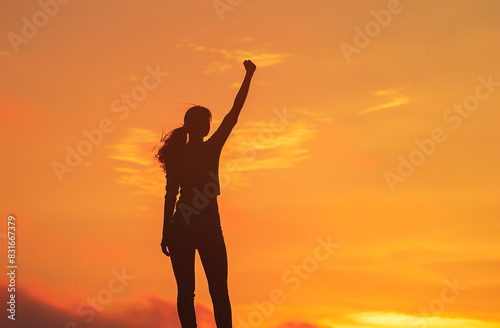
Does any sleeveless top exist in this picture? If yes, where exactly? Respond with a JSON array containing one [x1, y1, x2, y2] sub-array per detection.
[[165, 113, 237, 224]]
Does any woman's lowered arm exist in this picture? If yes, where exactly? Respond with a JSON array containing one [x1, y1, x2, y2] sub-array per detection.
[[161, 179, 178, 257]]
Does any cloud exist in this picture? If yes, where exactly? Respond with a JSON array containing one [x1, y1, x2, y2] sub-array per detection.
[[182, 42, 291, 74], [103, 294, 215, 328], [204, 61, 234, 74], [358, 89, 410, 115], [108, 127, 159, 167], [229, 50, 291, 67], [221, 118, 316, 174], [106, 128, 164, 196], [222, 106, 330, 164], [293, 108, 333, 123], [0, 283, 214, 328]]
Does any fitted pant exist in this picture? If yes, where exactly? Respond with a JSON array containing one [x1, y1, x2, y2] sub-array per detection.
[[168, 209, 232, 328]]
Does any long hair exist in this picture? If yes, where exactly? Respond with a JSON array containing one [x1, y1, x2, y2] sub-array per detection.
[[154, 127, 188, 174], [155, 106, 211, 174]]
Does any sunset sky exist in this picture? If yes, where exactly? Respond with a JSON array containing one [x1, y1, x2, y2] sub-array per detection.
[[1, 1, 499, 327]]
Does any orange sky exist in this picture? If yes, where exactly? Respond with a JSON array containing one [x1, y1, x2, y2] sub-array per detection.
[[1, 1, 499, 328]]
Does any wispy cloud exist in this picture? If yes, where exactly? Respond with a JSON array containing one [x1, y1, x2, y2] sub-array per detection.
[[182, 42, 291, 74], [107, 128, 164, 195], [358, 89, 410, 115], [221, 119, 316, 172], [211, 107, 329, 187], [108, 128, 158, 166], [294, 108, 333, 122], [107, 108, 327, 193]]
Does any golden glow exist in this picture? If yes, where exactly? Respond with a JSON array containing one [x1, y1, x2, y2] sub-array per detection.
[[1, 1, 499, 327], [359, 89, 411, 114], [347, 312, 500, 328]]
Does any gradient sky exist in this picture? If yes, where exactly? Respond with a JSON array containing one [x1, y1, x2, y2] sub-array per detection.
[[1, 1, 500, 328]]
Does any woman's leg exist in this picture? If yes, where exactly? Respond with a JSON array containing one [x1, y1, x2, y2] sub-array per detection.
[[169, 231, 197, 328], [197, 225, 232, 328]]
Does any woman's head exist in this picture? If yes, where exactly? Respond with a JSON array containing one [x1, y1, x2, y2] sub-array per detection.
[[154, 105, 212, 173], [184, 105, 212, 138]]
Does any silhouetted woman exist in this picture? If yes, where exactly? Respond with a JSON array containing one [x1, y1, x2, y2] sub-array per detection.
[[155, 60, 256, 328]]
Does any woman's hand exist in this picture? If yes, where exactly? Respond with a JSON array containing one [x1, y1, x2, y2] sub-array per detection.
[[161, 232, 171, 257], [161, 240, 170, 257], [244, 60, 256, 74]]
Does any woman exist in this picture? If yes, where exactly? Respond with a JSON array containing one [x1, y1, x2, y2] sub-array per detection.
[[155, 60, 256, 328]]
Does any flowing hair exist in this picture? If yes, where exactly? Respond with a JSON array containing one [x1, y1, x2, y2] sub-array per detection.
[[154, 105, 211, 174], [154, 126, 188, 174]]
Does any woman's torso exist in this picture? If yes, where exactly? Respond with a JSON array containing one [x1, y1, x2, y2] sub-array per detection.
[[171, 141, 223, 227]]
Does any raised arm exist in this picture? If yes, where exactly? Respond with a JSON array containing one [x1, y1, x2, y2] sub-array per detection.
[[227, 60, 257, 122], [210, 60, 256, 147]]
